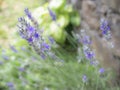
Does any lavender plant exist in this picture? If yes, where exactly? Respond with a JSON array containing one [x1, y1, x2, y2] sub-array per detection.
[[0, 0, 119, 90], [17, 8, 62, 61], [78, 29, 98, 66], [74, 28, 108, 90], [100, 18, 114, 48], [100, 18, 111, 40]]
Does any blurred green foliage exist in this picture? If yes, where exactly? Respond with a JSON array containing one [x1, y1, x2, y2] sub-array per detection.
[[0, 30, 7, 39], [33, 0, 80, 44], [0, 46, 116, 90]]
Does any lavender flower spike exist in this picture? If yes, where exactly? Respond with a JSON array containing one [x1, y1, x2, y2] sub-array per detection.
[[24, 8, 38, 28], [24, 8, 32, 19], [17, 8, 61, 60], [18, 10, 48, 59], [83, 48, 94, 60], [100, 18, 111, 40], [100, 18, 114, 48], [9, 45, 18, 53], [48, 7, 56, 21], [82, 75, 87, 83], [79, 29, 98, 66], [6, 82, 14, 87]]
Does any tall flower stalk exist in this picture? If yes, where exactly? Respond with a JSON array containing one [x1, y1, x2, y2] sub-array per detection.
[[100, 18, 114, 48], [79, 29, 98, 66], [17, 8, 61, 61]]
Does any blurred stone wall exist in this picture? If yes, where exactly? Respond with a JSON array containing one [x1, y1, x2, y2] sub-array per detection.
[[70, 0, 120, 84]]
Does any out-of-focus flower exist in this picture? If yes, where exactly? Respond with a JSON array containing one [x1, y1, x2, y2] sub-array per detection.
[[24, 8, 38, 28], [18, 67, 25, 72], [100, 18, 114, 48], [42, 42, 50, 50], [6, 82, 14, 87], [48, 7, 56, 21], [100, 18, 111, 40], [100, 18, 110, 33], [99, 68, 105, 74], [17, 8, 62, 61], [90, 60, 99, 66], [2, 55, 9, 60], [82, 75, 87, 83], [18, 16, 46, 58], [24, 8, 32, 19], [83, 45, 95, 60], [79, 29, 99, 66], [34, 32, 39, 39], [41, 53, 46, 60], [82, 36, 92, 45], [48, 36, 55, 44], [9, 45, 18, 53]]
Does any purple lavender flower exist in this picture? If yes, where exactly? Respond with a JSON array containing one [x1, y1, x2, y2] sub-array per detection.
[[34, 33, 39, 39], [42, 42, 50, 50], [17, 8, 63, 61], [21, 46, 26, 51], [90, 60, 99, 66], [48, 7, 56, 21], [27, 25, 35, 34], [82, 75, 87, 83], [100, 18, 114, 48], [24, 8, 32, 19], [79, 30, 98, 64], [9, 45, 18, 53], [99, 68, 105, 74], [83, 46, 94, 60], [79, 30, 92, 45], [6, 82, 14, 87], [84, 51, 94, 60], [82, 36, 92, 45], [41, 42, 50, 53], [17, 8, 51, 59], [27, 37, 33, 43], [100, 18, 112, 40], [18, 67, 25, 72], [18, 17, 23, 22], [41, 53, 46, 60], [48, 37, 54, 44], [24, 8, 38, 28], [100, 18, 110, 34], [2, 55, 9, 60]]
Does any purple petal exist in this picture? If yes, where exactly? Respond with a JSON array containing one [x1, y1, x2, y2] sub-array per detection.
[[9, 45, 18, 53], [34, 33, 39, 39], [24, 8, 32, 19], [42, 42, 50, 50], [6, 82, 14, 87], [18, 67, 25, 72], [82, 36, 92, 44], [27, 37, 33, 43], [99, 68, 105, 74], [48, 7, 56, 21], [82, 75, 87, 83], [48, 37, 54, 44]]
